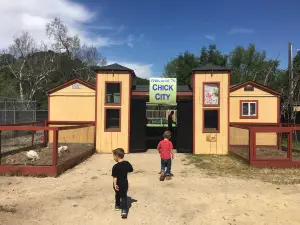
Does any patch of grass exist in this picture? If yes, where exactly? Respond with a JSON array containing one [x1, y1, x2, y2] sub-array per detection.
[[0, 205, 17, 213], [186, 154, 300, 185]]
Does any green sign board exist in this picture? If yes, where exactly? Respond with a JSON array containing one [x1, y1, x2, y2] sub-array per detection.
[[149, 78, 177, 104]]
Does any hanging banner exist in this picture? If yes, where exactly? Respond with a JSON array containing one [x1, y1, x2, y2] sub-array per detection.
[[149, 78, 177, 104]]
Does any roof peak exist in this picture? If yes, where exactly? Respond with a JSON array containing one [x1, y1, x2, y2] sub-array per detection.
[[94, 63, 136, 77], [193, 63, 231, 72], [230, 80, 281, 96]]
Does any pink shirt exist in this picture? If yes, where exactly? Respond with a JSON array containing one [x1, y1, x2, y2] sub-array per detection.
[[157, 139, 173, 159]]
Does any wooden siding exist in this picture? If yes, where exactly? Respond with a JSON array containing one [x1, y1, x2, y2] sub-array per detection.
[[96, 72, 130, 153], [48, 126, 95, 144], [194, 72, 229, 154], [230, 86, 278, 123], [230, 127, 277, 146], [49, 84, 95, 121]]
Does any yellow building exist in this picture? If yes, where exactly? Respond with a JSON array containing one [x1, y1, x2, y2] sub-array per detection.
[[229, 81, 280, 147], [94, 64, 133, 153], [48, 78, 96, 122], [47, 78, 96, 143], [192, 65, 230, 154], [47, 64, 281, 154]]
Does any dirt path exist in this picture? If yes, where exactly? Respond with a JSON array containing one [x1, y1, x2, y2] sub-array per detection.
[[1, 153, 300, 225]]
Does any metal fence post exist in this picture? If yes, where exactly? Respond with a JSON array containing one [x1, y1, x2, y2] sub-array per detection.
[[4, 101, 6, 124], [13, 100, 16, 124]]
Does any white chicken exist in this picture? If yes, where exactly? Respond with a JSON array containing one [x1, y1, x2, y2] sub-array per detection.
[[26, 150, 40, 161], [58, 145, 68, 157]]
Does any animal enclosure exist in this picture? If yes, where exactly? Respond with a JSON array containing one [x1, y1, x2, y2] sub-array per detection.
[[229, 124, 300, 167], [0, 121, 95, 176]]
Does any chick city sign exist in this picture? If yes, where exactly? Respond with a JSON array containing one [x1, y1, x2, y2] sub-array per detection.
[[149, 78, 177, 104]]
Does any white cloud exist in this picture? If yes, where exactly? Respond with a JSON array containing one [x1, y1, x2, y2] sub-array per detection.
[[108, 60, 153, 79], [227, 27, 254, 35], [0, 0, 133, 49], [205, 35, 216, 40]]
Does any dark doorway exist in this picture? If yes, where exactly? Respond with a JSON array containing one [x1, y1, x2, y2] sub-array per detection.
[[176, 101, 193, 153], [129, 99, 147, 152]]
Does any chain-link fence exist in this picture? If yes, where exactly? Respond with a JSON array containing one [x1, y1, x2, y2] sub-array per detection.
[[0, 101, 48, 124]]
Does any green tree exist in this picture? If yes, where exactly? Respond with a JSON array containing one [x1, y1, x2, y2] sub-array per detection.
[[199, 46, 208, 65], [199, 44, 227, 66], [163, 51, 199, 84], [228, 43, 279, 86]]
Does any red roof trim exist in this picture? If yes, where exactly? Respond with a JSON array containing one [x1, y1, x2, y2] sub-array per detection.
[[47, 78, 95, 94], [230, 80, 281, 96]]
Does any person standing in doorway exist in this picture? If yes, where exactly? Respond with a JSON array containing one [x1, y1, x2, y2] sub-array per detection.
[[168, 111, 176, 133]]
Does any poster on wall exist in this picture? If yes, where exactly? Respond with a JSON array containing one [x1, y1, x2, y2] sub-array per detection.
[[204, 83, 219, 105], [149, 78, 177, 104]]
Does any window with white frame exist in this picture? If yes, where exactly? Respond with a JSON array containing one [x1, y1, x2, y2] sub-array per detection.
[[242, 101, 257, 117]]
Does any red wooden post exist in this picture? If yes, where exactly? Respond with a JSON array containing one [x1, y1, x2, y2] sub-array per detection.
[[0, 130, 2, 165], [288, 130, 293, 160], [52, 130, 58, 167], [44, 120, 48, 147], [277, 123, 281, 150], [249, 128, 253, 164]]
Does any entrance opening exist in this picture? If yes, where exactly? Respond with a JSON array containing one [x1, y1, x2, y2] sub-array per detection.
[[130, 92, 193, 153], [146, 103, 177, 149]]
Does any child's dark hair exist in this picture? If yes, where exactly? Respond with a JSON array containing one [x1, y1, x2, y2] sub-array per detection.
[[112, 148, 125, 159], [163, 131, 171, 139]]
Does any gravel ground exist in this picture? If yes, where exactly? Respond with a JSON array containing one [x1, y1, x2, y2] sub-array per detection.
[[1, 153, 300, 225]]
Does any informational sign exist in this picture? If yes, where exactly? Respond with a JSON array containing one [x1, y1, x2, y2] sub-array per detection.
[[149, 78, 177, 104], [72, 83, 82, 89]]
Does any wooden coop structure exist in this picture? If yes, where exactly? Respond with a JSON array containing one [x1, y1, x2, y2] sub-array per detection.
[[47, 78, 96, 144], [44, 64, 283, 158], [229, 81, 281, 148]]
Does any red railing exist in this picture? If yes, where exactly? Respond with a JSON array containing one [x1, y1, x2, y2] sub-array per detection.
[[0, 121, 95, 176], [230, 123, 300, 168]]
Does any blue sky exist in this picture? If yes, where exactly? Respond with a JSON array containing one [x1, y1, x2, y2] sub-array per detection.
[[1, 0, 300, 78]]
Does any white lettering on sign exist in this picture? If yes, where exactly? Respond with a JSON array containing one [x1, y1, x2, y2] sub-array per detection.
[[72, 83, 82, 89]]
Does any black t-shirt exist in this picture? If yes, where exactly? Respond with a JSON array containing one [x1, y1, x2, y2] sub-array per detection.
[[112, 161, 133, 188]]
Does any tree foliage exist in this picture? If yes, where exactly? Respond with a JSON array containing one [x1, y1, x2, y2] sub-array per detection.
[[0, 18, 109, 108], [163, 51, 199, 85], [163, 43, 300, 123]]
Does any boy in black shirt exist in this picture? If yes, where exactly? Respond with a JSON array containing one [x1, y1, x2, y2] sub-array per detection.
[[112, 148, 133, 218]]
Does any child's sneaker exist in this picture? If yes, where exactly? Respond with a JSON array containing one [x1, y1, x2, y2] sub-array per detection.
[[115, 205, 120, 211], [121, 209, 127, 218], [159, 172, 165, 181]]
